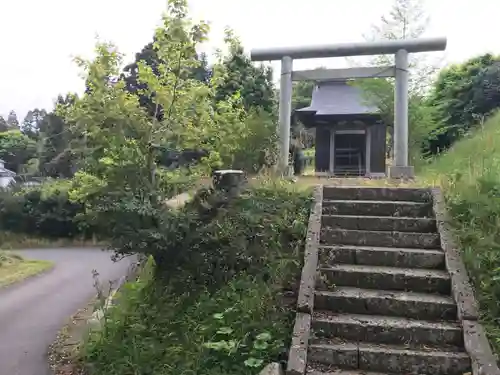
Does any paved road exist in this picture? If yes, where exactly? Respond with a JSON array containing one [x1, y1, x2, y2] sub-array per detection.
[[0, 248, 133, 375]]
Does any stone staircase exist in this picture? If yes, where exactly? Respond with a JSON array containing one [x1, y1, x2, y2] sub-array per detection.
[[287, 186, 500, 375]]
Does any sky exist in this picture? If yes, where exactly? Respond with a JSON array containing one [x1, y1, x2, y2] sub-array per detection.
[[0, 0, 499, 120]]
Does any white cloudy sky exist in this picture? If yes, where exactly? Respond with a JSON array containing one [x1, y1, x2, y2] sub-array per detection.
[[0, 0, 499, 120]]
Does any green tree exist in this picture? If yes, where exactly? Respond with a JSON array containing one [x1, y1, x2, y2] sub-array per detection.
[[0, 130, 37, 173], [37, 96, 76, 177], [62, 0, 253, 268], [292, 81, 315, 112], [215, 28, 276, 114], [122, 35, 211, 118], [291, 80, 316, 147], [426, 54, 500, 153], [22, 108, 47, 140], [6, 110, 19, 129], [0, 116, 8, 132], [231, 109, 277, 173]]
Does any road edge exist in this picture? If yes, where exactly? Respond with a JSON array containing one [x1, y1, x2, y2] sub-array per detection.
[[47, 190, 195, 375]]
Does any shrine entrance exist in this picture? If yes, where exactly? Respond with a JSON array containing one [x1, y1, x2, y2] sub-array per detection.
[[250, 37, 447, 178], [332, 131, 367, 176]]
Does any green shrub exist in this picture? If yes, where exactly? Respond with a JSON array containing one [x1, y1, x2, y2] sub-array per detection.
[[231, 110, 278, 173], [0, 184, 87, 239], [0, 173, 195, 243], [99, 181, 311, 289], [81, 184, 312, 375]]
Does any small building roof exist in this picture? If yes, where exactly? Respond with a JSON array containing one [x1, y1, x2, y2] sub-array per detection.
[[296, 80, 379, 116], [0, 159, 16, 178]]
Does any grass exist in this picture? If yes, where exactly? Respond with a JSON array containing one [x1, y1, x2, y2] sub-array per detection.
[[78, 183, 311, 375], [0, 250, 54, 287], [420, 111, 500, 355]]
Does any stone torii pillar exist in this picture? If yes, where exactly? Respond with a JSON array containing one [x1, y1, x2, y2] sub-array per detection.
[[251, 37, 447, 179]]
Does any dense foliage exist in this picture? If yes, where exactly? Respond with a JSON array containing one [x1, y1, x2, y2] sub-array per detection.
[[82, 183, 311, 375], [0, 183, 87, 239], [0, 0, 279, 248], [43, 0, 278, 268], [425, 54, 500, 153], [215, 29, 276, 114]]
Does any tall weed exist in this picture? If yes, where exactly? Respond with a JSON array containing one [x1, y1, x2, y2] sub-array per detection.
[[422, 112, 500, 353]]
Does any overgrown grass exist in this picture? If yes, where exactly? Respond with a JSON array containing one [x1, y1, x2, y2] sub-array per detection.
[[421, 111, 500, 354], [80, 183, 312, 375], [0, 250, 53, 287]]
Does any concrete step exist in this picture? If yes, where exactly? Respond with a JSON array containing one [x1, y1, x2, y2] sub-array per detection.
[[317, 264, 451, 294], [318, 245, 445, 269], [322, 200, 433, 218], [308, 340, 470, 375], [320, 229, 441, 249], [314, 287, 457, 321], [321, 214, 437, 233], [311, 312, 463, 348], [322, 186, 432, 203]]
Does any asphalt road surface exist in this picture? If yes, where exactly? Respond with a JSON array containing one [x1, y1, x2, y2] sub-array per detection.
[[0, 247, 133, 375]]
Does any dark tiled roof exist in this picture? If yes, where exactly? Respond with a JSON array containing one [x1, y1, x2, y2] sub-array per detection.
[[296, 80, 379, 116]]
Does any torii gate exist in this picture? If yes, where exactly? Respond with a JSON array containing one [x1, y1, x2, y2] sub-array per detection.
[[250, 37, 447, 178]]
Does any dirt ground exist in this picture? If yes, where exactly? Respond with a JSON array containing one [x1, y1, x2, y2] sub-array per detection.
[[47, 299, 95, 375]]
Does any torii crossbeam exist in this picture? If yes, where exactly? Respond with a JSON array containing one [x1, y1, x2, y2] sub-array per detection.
[[250, 37, 447, 178]]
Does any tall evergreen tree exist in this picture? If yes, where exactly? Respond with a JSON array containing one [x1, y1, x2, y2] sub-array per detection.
[[38, 96, 75, 177], [0, 116, 8, 132], [6, 110, 19, 129], [22, 108, 47, 140], [215, 28, 276, 114]]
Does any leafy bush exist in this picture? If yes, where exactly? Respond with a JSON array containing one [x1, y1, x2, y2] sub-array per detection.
[[81, 184, 312, 375], [98, 181, 310, 287], [0, 169, 195, 243], [231, 110, 278, 173], [422, 112, 500, 354]]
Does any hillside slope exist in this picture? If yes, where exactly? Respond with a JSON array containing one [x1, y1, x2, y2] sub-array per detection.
[[422, 111, 500, 355]]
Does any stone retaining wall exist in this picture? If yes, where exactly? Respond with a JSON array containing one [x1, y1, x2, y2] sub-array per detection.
[[287, 185, 322, 375]]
